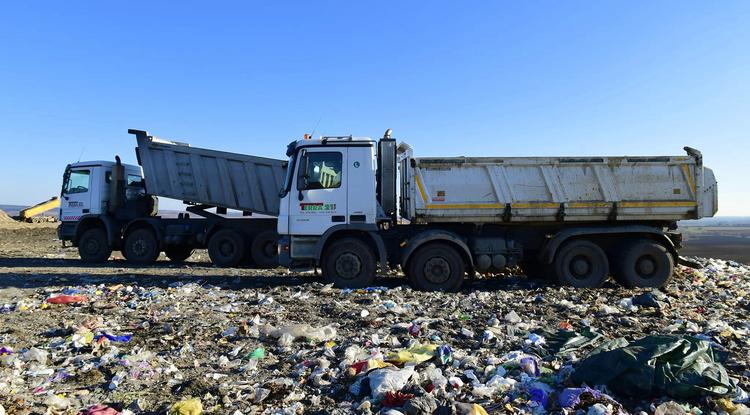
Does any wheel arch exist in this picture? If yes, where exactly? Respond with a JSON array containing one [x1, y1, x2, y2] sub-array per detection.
[[539, 225, 677, 264], [122, 218, 163, 247], [74, 215, 120, 248], [314, 225, 387, 273], [400, 230, 475, 276]]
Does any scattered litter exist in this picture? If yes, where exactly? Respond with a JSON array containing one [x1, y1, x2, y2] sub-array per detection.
[[0, 249, 748, 414]]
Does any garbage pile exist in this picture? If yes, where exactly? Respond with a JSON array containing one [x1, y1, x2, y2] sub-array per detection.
[[0, 257, 749, 414]]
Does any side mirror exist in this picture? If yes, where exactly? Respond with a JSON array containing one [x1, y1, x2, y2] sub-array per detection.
[[297, 174, 309, 191], [301, 152, 309, 179]]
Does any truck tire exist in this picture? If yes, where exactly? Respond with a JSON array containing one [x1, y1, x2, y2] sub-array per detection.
[[78, 228, 112, 263], [251, 230, 279, 268], [165, 246, 193, 263], [123, 228, 160, 264], [208, 229, 246, 267], [613, 239, 674, 288], [407, 243, 465, 292], [554, 240, 609, 288], [322, 238, 376, 288]]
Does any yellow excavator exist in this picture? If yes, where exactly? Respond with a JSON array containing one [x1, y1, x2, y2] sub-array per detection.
[[18, 197, 60, 222]]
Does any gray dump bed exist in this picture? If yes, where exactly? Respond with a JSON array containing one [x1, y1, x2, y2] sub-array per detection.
[[399, 144, 718, 224], [130, 129, 286, 216]]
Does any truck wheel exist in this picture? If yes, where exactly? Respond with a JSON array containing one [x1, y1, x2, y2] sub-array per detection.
[[208, 229, 246, 267], [251, 230, 279, 268], [520, 260, 554, 279], [554, 240, 609, 288], [78, 228, 112, 263], [123, 228, 160, 264], [322, 238, 376, 288], [407, 243, 465, 292], [165, 246, 193, 263], [613, 239, 674, 288]]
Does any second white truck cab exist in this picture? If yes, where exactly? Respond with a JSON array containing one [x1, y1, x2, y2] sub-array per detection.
[[60, 160, 144, 222]]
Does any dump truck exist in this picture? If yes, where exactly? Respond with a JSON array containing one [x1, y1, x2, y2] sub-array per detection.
[[57, 131, 286, 267], [59, 128, 718, 290]]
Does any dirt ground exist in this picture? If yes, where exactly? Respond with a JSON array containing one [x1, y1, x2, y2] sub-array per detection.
[[1, 223, 749, 415]]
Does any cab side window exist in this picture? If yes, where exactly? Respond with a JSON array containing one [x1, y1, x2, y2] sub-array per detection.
[[64, 170, 90, 194], [127, 175, 143, 187], [298, 152, 342, 190]]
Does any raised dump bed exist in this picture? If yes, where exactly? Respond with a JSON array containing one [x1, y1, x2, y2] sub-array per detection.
[[399, 145, 718, 224], [130, 129, 286, 216]]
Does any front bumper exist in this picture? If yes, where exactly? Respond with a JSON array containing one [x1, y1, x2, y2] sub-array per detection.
[[57, 221, 76, 242]]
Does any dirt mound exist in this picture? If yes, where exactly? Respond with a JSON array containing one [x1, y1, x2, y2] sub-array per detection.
[[0, 209, 15, 222]]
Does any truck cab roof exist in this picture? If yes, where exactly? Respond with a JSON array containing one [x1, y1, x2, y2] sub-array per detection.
[[69, 160, 140, 170], [286, 136, 375, 157]]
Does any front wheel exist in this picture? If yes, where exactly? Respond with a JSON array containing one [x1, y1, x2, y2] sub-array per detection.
[[554, 240, 609, 288], [322, 238, 376, 288], [407, 243, 465, 292], [123, 228, 160, 264], [613, 239, 674, 288], [78, 228, 112, 263]]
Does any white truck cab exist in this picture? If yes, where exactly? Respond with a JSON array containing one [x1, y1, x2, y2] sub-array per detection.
[[277, 135, 386, 269], [60, 161, 143, 222]]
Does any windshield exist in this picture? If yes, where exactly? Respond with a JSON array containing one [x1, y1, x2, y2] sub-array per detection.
[[279, 153, 296, 197], [63, 169, 91, 194]]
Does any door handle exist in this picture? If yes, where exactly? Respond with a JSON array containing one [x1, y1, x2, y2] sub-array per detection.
[[331, 215, 345, 223]]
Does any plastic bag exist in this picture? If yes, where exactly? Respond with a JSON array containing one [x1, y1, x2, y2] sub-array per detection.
[[169, 398, 202, 415], [571, 335, 736, 398], [368, 366, 415, 400]]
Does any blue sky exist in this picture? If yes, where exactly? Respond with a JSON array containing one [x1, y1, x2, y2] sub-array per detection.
[[1, 2, 748, 214]]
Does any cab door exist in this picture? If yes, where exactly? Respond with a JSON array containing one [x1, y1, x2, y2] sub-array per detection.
[[289, 148, 347, 235], [60, 167, 93, 222]]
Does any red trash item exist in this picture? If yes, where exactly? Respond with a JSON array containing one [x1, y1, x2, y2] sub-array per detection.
[[382, 390, 415, 407], [78, 404, 120, 415], [350, 360, 368, 375], [47, 295, 88, 304]]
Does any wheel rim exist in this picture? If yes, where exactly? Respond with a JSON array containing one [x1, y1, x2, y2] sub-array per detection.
[[635, 255, 657, 278], [219, 240, 235, 257], [132, 239, 150, 257], [84, 238, 100, 255], [263, 241, 276, 257], [335, 252, 361, 279], [569, 255, 592, 279], [423, 257, 451, 284]]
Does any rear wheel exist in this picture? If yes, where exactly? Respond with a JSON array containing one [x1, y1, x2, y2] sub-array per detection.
[[208, 229, 246, 267], [251, 230, 279, 268], [78, 228, 111, 263], [322, 238, 376, 288], [123, 228, 160, 264], [165, 246, 194, 263], [554, 240, 609, 288], [407, 243, 465, 292], [613, 239, 674, 288]]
